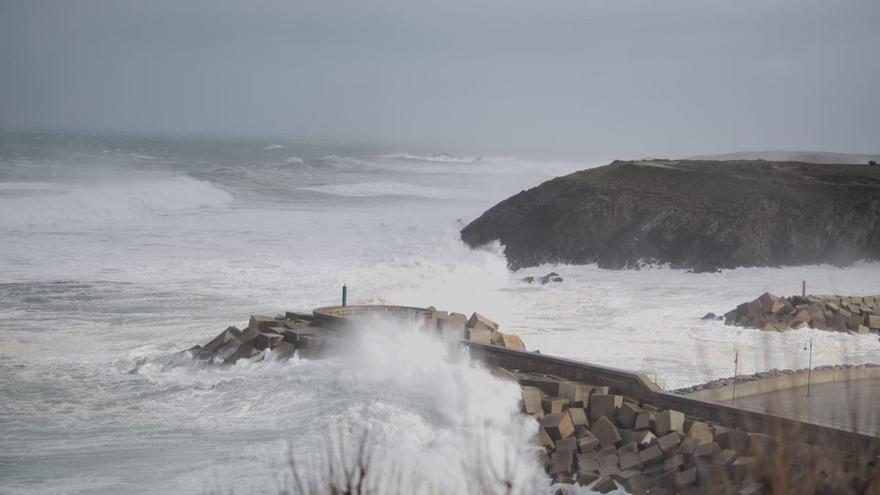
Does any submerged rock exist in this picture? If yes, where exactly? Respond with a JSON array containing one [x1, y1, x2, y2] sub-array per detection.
[[460, 160, 880, 272]]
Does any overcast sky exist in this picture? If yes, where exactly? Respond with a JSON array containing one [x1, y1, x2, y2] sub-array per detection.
[[1, 0, 877, 158]]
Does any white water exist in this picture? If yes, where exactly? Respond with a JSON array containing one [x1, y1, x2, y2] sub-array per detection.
[[1, 132, 878, 493]]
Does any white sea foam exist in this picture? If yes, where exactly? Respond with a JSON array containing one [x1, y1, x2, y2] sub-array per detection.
[[299, 181, 462, 199], [0, 175, 233, 229]]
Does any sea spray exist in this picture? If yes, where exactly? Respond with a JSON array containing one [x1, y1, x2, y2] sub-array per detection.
[[279, 315, 546, 494]]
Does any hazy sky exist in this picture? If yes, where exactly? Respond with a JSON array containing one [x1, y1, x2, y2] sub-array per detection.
[[1, 0, 878, 158]]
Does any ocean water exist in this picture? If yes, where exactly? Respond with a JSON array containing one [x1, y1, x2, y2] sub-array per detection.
[[1, 130, 879, 493]]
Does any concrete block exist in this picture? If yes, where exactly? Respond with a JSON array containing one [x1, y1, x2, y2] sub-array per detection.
[[619, 451, 642, 471], [624, 474, 657, 494], [268, 341, 297, 360], [520, 386, 544, 414], [677, 436, 699, 456], [589, 394, 623, 421], [693, 441, 721, 458], [633, 430, 657, 448], [574, 425, 590, 438], [542, 396, 569, 414], [653, 409, 685, 436], [616, 402, 642, 429], [578, 452, 600, 472], [610, 469, 641, 485], [596, 444, 617, 457], [868, 314, 880, 329], [555, 436, 578, 453], [466, 312, 498, 331], [730, 457, 756, 482], [543, 412, 575, 440], [536, 427, 554, 448], [438, 312, 467, 339], [558, 382, 592, 406], [254, 331, 283, 350], [248, 315, 283, 331], [657, 432, 681, 454], [617, 441, 638, 455], [578, 432, 600, 453], [576, 471, 599, 486], [499, 333, 526, 351], [549, 450, 574, 475], [223, 343, 261, 364], [857, 324, 870, 334], [747, 433, 777, 457], [634, 411, 652, 430], [597, 453, 619, 471], [663, 453, 684, 471], [717, 429, 749, 455], [202, 327, 242, 354], [674, 467, 697, 489], [519, 376, 562, 396], [638, 445, 664, 465], [716, 448, 737, 466], [567, 407, 589, 428], [591, 476, 617, 494], [687, 421, 714, 445], [467, 327, 493, 344], [592, 416, 622, 448], [757, 292, 778, 308]]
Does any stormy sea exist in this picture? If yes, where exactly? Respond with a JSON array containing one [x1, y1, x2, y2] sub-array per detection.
[[2, 130, 879, 493]]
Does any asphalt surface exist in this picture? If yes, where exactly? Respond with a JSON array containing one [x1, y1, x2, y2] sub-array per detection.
[[733, 378, 880, 436]]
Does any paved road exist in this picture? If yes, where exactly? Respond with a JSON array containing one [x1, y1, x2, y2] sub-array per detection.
[[732, 378, 880, 436]]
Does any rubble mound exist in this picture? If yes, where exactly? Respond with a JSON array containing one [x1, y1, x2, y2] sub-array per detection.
[[460, 160, 880, 272], [722, 293, 880, 333]]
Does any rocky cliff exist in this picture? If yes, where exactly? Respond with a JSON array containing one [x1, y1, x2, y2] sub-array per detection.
[[460, 160, 880, 271]]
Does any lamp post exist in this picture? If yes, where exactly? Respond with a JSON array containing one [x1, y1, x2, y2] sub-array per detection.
[[732, 350, 739, 404], [803, 338, 813, 397]]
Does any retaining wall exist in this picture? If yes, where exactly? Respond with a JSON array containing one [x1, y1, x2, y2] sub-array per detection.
[[464, 342, 879, 457]]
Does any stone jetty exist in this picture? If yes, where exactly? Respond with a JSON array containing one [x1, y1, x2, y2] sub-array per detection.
[[720, 293, 880, 334], [186, 307, 526, 365]]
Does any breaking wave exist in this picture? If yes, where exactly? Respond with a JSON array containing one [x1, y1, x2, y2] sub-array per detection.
[[0, 175, 233, 229]]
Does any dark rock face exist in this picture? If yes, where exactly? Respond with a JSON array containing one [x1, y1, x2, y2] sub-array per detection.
[[460, 160, 880, 271]]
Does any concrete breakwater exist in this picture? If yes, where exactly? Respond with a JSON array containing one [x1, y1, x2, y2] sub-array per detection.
[[719, 292, 880, 334], [184, 305, 879, 494], [674, 363, 880, 399]]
